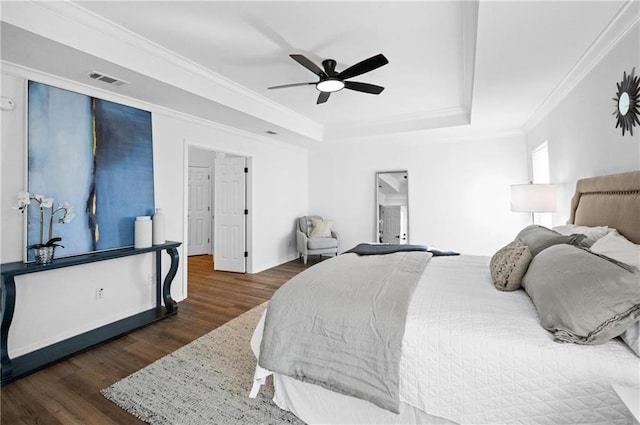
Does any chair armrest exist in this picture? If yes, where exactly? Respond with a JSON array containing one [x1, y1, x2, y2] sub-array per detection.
[[331, 230, 340, 248], [297, 230, 308, 254]]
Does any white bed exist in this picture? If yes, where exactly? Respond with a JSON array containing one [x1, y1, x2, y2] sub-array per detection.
[[251, 171, 640, 425]]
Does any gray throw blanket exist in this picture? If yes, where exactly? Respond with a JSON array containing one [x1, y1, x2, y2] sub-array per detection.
[[346, 243, 459, 257], [259, 251, 432, 413]]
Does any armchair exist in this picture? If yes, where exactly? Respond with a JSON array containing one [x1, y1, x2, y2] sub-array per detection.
[[297, 216, 340, 265]]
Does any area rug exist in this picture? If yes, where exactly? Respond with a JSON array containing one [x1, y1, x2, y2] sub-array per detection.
[[101, 303, 304, 425]]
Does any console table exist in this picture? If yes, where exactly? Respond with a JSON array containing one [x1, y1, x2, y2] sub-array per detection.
[[0, 241, 181, 385]]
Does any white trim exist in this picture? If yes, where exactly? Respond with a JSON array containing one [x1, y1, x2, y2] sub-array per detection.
[[1, 60, 309, 155], [523, 0, 640, 132], [461, 0, 479, 114], [1, 0, 480, 143], [325, 106, 471, 141], [1, 1, 323, 141]]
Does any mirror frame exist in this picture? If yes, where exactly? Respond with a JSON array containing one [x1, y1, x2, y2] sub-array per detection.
[[375, 170, 409, 244]]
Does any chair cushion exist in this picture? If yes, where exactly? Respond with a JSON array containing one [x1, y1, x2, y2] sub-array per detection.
[[308, 237, 338, 250], [310, 218, 333, 238], [299, 215, 323, 237]]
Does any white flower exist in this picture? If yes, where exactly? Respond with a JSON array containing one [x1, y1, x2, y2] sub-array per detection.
[[15, 191, 75, 247], [14, 199, 28, 210], [61, 212, 76, 224]]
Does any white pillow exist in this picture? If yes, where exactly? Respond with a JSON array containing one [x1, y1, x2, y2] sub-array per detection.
[[310, 219, 333, 238], [590, 230, 640, 269], [552, 224, 613, 246]]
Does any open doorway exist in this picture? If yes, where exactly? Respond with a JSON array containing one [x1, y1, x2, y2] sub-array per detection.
[[186, 145, 250, 274]]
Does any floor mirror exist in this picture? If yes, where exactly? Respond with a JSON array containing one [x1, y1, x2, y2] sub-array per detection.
[[375, 170, 409, 244]]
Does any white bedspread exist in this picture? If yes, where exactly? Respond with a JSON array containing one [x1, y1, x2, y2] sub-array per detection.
[[401, 255, 639, 425], [252, 254, 639, 424]]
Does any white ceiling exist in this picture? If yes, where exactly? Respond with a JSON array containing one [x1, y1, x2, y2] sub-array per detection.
[[0, 1, 634, 146]]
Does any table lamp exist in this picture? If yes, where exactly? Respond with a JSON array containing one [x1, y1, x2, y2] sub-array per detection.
[[510, 183, 557, 224]]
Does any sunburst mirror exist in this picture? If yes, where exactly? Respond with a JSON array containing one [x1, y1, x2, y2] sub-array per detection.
[[613, 67, 640, 136]]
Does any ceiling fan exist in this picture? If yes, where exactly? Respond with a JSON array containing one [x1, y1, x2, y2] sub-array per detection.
[[268, 53, 389, 104]]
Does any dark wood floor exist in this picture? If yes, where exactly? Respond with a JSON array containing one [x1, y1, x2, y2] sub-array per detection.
[[1, 254, 323, 425]]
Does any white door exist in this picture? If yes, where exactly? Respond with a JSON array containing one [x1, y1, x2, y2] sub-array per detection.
[[381, 205, 402, 244], [187, 166, 211, 256], [214, 157, 246, 272]]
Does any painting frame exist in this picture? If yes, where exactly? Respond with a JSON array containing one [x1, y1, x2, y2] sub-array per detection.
[[25, 80, 155, 262]]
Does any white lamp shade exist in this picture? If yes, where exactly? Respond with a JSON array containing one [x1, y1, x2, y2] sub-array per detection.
[[510, 184, 557, 213]]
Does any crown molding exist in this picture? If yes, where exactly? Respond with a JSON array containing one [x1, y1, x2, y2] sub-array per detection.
[[1, 60, 310, 153], [324, 106, 470, 141], [461, 0, 479, 114], [1, 0, 480, 143], [522, 0, 640, 133], [1, 0, 324, 142]]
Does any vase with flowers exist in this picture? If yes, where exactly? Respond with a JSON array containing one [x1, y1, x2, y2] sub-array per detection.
[[14, 191, 75, 264]]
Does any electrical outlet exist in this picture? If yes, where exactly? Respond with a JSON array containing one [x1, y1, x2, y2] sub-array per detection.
[[95, 287, 104, 300], [147, 273, 154, 285], [287, 240, 292, 247]]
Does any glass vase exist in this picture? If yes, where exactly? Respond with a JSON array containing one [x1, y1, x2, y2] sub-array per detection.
[[33, 246, 55, 265]]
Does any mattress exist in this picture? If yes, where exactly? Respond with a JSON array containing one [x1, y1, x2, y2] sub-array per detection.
[[252, 254, 639, 424]]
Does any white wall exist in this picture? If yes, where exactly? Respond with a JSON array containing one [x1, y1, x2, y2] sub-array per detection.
[[526, 25, 640, 224], [1, 64, 308, 357], [309, 132, 529, 256]]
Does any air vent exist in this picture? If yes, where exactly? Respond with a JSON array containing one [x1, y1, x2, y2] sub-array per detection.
[[87, 71, 130, 87]]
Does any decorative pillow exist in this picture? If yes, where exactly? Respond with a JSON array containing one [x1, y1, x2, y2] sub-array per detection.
[[590, 230, 640, 269], [310, 218, 333, 238], [516, 225, 586, 257], [552, 224, 613, 247], [621, 322, 640, 357], [489, 240, 532, 291], [522, 244, 640, 345]]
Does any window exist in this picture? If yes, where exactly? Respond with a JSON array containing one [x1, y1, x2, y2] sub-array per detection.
[[531, 142, 552, 227]]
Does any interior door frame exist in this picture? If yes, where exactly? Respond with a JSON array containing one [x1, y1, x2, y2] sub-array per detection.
[[183, 140, 253, 296]]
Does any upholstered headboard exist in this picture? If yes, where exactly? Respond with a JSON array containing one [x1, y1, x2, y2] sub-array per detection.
[[569, 171, 640, 244]]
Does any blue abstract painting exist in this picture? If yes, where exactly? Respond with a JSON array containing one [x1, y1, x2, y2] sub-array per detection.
[[27, 81, 154, 261]]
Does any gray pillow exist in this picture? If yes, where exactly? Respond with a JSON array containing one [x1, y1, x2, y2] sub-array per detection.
[[516, 225, 586, 257], [523, 244, 640, 344], [490, 240, 532, 291]]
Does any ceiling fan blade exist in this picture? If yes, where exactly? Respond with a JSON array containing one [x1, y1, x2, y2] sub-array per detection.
[[268, 82, 315, 90], [317, 91, 331, 104], [337, 54, 389, 80], [290, 54, 325, 77], [344, 81, 385, 95]]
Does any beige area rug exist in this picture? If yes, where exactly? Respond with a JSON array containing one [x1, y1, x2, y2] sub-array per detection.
[[102, 303, 305, 425]]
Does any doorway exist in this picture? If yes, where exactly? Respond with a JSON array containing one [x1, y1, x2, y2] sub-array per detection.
[[187, 165, 211, 256], [186, 145, 249, 273]]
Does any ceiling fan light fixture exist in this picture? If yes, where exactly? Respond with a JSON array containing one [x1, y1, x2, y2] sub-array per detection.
[[316, 79, 345, 93]]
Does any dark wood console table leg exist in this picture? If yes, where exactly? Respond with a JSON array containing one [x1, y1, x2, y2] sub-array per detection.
[[0, 275, 17, 383], [161, 247, 179, 313]]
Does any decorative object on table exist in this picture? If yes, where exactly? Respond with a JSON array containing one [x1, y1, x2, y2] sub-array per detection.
[[510, 183, 557, 224], [14, 191, 75, 264], [613, 67, 640, 136], [152, 208, 165, 245], [134, 216, 152, 249], [27, 80, 154, 261]]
